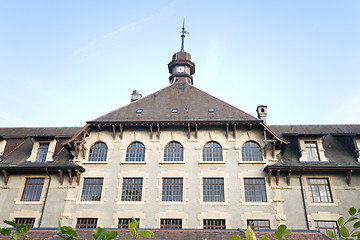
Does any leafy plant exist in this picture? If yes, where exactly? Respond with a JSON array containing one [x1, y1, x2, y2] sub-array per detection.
[[327, 206, 360, 240], [128, 217, 154, 240], [229, 224, 292, 240], [0, 220, 31, 240], [56, 221, 79, 240]]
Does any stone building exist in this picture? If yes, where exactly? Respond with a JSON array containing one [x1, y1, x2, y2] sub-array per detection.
[[0, 34, 359, 236]]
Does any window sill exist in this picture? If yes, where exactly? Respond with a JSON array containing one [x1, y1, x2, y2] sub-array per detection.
[[158, 201, 186, 205], [308, 202, 337, 207], [200, 202, 228, 206], [15, 201, 42, 205], [160, 161, 186, 165], [239, 161, 266, 164], [121, 162, 147, 165], [199, 161, 226, 165], [116, 201, 144, 205], [76, 201, 104, 205], [83, 161, 109, 165], [241, 201, 271, 206]]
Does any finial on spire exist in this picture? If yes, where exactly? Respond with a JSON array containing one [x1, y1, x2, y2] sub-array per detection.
[[180, 18, 189, 52]]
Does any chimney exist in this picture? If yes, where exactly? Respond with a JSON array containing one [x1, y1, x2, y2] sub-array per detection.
[[256, 105, 268, 124], [131, 90, 142, 102]]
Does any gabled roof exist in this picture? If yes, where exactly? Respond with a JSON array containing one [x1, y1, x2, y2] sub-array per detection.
[[90, 80, 260, 123]]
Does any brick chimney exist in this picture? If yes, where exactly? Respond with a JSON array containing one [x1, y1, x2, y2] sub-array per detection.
[[131, 90, 142, 102], [256, 105, 268, 124]]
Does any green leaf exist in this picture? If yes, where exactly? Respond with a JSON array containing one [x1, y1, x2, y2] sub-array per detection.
[[340, 226, 349, 237], [139, 230, 154, 238], [229, 236, 241, 240], [104, 230, 118, 240], [4, 220, 18, 228], [354, 221, 360, 229], [277, 225, 286, 234], [338, 217, 345, 227], [327, 230, 335, 238], [93, 227, 105, 240], [261, 236, 270, 240], [351, 232, 360, 237], [13, 230, 22, 240], [129, 220, 138, 239], [347, 217, 359, 223], [245, 226, 256, 240], [0, 228, 11, 236], [283, 230, 292, 238], [20, 225, 30, 234], [350, 207, 357, 216]]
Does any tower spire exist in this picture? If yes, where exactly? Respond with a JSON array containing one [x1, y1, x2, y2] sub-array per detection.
[[180, 18, 189, 52]]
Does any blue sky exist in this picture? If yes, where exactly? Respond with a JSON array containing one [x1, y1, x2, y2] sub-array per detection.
[[1, 0, 359, 127]]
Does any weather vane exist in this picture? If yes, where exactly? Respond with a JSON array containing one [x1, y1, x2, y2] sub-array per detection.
[[180, 18, 189, 52]]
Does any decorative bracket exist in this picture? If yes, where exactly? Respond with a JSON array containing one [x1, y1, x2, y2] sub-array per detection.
[[268, 169, 272, 186], [112, 125, 116, 140], [75, 169, 81, 185], [68, 169, 73, 186], [286, 170, 292, 186], [276, 170, 280, 186], [58, 169, 64, 185], [346, 170, 353, 186], [150, 124, 153, 139], [119, 124, 123, 140], [2, 170, 9, 186]]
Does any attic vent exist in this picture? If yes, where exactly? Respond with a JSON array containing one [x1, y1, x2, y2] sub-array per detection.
[[136, 109, 143, 113], [172, 109, 178, 113], [208, 108, 215, 113]]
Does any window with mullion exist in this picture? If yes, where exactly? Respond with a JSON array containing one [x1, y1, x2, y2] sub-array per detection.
[[307, 178, 333, 203], [305, 141, 320, 161], [15, 218, 35, 228], [164, 142, 184, 162], [81, 178, 103, 201], [76, 218, 97, 228], [247, 220, 270, 230], [244, 178, 267, 202], [203, 219, 226, 229], [162, 178, 183, 201], [315, 221, 338, 236], [203, 141, 222, 161], [88, 142, 108, 162], [203, 178, 224, 202], [242, 141, 262, 161], [160, 219, 182, 229], [126, 142, 145, 162], [118, 218, 140, 228], [35, 143, 49, 162], [21, 178, 45, 201], [121, 178, 143, 201]]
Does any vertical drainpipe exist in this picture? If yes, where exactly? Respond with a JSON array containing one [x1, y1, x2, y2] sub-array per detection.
[[38, 167, 51, 228], [299, 169, 310, 230]]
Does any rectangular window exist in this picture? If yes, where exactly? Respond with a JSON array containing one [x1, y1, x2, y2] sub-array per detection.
[[76, 218, 98, 228], [307, 178, 333, 203], [21, 178, 45, 201], [203, 178, 224, 202], [35, 143, 49, 162], [118, 218, 140, 228], [160, 219, 182, 229], [81, 178, 103, 201], [15, 218, 35, 228], [203, 219, 226, 229], [247, 220, 270, 230], [121, 178, 143, 201], [305, 141, 320, 161], [162, 178, 183, 202], [244, 178, 267, 202], [315, 221, 338, 236]]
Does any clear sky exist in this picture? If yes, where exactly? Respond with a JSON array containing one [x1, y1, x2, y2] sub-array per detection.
[[1, 0, 359, 127]]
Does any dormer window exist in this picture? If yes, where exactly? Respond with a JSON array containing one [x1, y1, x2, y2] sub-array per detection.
[[208, 108, 215, 113], [35, 143, 49, 162], [136, 109, 143, 113], [305, 141, 320, 161], [172, 109, 178, 113]]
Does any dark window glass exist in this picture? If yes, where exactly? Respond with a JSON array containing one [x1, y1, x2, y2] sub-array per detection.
[[307, 178, 333, 203], [89, 142, 108, 162], [35, 143, 49, 162], [247, 220, 270, 230], [203, 219, 226, 229], [305, 141, 320, 161], [244, 178, 267, 202], [202, 141, 222, 161], [121, 178, 143, 201], [315, 221, 338, 236], [118, 218, 140, 228], [164, 142, 184, 162], [162, 178, 183, 202], [126, 142, 145, 162], [242, 141, 262, 161], [203, 178, 224, 202], [76, 218, 97, 228], [21, 178, 45, 201], [81, 178, 103, 201], [160, 219, 182, 229], [15, 218, 35, 228]]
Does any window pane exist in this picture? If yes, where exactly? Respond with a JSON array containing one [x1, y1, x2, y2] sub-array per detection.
[[81, 178, 103, 201], [160, 219, 182, 229], [307, 178, 333, 203], [244, 178, 267, 202], [21, 178, 45, 201], [242, 141, 262, 161], [35, 143, 49, 162], [89, 142, 108, 162], [126, 142, 145, 162], [305, 141, 320, 161], [247, 220, 270, 230], [203, 178, 224, 202], [203, 219, 226, 229], [164, 142, 184, 162], [121, 178, 143, 201], [162, 178, 183, 201], [76, 218, 97, 228], [202, 142, 222, 161]]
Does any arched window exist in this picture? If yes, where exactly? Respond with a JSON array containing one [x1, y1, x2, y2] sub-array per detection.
[[164, 141, 184, 162], [126, 142, 145, 162], [203, 141, 222, 161], [88, 142, 108, 162], [242, 141, 262, 161]]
